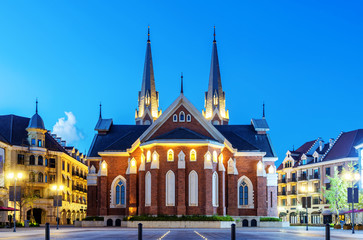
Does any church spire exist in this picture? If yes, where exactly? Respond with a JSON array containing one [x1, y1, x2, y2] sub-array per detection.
[[181, 72, 183, 94], [135, 26, 161, 125], [202, 26, 229, 125], [99, 102, 102, 119]]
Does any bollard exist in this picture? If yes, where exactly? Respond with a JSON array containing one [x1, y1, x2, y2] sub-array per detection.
[[325, 223, 330, 240], [138, 223, 142, 240], [231, 223, 236, 240], [45, 223, 50, 240]]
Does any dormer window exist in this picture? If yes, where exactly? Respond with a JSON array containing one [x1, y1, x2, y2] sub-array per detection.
[[179, 111, 185, 122], [173, 114, 178, 122]]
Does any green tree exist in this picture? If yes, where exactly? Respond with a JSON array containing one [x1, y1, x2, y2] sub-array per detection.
[[323, 164, 356, 224]]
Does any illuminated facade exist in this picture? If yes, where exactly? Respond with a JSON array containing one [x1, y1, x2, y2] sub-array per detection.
[[87, 29, 278, 227], [277, 129, 363, 225], [0, 105, 88, 225]]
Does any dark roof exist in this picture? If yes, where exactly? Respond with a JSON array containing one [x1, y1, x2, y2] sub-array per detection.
[[295, 140, 316, 153], [27, 113, 45, 129], [215, 125, 276, 157], [88, 125, 149, 157], [95, 118, 112, 131], [0, 114, 67, 154], [316, 143, 330, 154], [149, 127, 214, 141], [323, 129, 363, 161], [251, 118, 270, 131]]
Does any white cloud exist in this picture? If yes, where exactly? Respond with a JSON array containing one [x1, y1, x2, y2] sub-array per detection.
[[52, 112, 83, 144]]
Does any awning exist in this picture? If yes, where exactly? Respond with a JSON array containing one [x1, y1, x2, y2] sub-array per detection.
[[0, 206, 19, 211], [322, 210, 333, 215], [345, 209, 363, 213]]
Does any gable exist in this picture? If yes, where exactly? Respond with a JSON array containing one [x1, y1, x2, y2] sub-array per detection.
[[138, 94, 228, 145], [148, 105, 215, 141]]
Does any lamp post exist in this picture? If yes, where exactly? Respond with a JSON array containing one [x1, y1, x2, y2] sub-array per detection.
[[7, 172, 23, 232], [344, 172, 360, 234], [52, 185, 64, 230], [301, 185, 312, 231]]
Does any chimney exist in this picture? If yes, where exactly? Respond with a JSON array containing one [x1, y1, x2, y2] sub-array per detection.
[[329, 138, 334, 148]]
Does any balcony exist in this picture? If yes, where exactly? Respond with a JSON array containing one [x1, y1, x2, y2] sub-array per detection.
[[298, 175, 308, 181], [278, 191, 287, 196], [288, 190, 297, 195], [287, 177, 297, 183], [309, 174, 320, 180], [278, 179, 287, 184]]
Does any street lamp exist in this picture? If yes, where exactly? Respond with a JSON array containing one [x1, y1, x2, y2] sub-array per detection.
[[344, 172, 360, 234], [52, 185, 64, 230], [300, 185, 312, 231], [7, 172, 23, 232]]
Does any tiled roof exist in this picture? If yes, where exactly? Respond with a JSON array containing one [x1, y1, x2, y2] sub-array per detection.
[[149, 127, 214, 141], [323, 129, 363, 161], [295, 140, 316, 153]]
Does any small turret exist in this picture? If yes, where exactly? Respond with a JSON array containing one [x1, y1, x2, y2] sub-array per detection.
[[27, 99, 47, 147]]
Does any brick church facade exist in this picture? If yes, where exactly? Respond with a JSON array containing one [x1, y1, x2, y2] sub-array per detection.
[[86, 28, 278, 225]]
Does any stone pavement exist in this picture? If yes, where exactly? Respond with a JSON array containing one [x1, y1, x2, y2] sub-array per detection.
[[0, 226, 363, 239]]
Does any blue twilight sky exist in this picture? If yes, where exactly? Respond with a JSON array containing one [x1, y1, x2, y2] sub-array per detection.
[[0, 1, 362, 166]]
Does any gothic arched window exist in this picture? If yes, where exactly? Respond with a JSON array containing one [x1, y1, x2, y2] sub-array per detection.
[[213, 151, 218, 163], [212, 172, 218, 207], [189, 170, 198, 206], [190, 149, 197, 162], [145, 172, 151, 206], [166, 170, 175, 206], [115, 180, 126, 205], [110, 176, 127, 208], [167, 149, 174, 162], [239, 181, 248, 206], [179, 111, 185, 122], [146, 150, 151, 163], [38, 173, 43, 182]]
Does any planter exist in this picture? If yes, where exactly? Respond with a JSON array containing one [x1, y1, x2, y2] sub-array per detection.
[[354, 225, 363, 230], [126, 221, 235, 228], [259, 221, 290, 228], [343, 225, 352, 230], [74, 221, 104, 227], [334, 225, 341, 229]]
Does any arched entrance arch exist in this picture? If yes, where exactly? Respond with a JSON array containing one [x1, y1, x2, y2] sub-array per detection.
[[27, 208, 46, 224]]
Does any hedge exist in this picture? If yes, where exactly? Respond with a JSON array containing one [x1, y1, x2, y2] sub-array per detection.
[[83, 216, 104, 221], [260, 217, 282, 222], [125, 215, 234, 221]]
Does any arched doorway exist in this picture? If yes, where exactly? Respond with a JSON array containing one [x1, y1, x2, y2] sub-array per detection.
[[251, 219, 257, 227], [27, 208, 45, 224], [290, 212, 297, 224], [66, 210, 71, 224], [115, 219, 121, 226], [242, 219, 248, 227], [107, 219, 113, 226]]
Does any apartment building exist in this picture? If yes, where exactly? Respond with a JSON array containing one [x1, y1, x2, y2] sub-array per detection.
[[277, 129, 363, 225]]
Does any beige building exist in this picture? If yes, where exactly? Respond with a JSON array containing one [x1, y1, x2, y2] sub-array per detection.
[[277, 129, 363, 225], [0, 106, 88, 225]]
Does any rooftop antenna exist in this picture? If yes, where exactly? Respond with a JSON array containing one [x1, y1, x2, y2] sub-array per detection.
[[147, 25, 150, 42], [99, 102, 102, 119], [213, 25, 216, 42], [181, 72, 184, 94], [35, 98, 38, 114], [262, 101, 265, 118]]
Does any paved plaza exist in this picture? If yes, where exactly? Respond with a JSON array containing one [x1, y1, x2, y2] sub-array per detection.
[[0, 226, 363, 240]]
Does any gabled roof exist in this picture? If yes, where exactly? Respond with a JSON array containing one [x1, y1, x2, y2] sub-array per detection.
[[149, 127, 214, 141], [95, 118, 113, 131], [322, 129, 363, 161], [251, 118, 270, 132], [295, 140, 317, 153]]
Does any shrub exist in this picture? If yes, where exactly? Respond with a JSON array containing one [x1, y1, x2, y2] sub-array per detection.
[[29, 222, 39, 227], [16, 222, 24, 227], [126, 215, 234, 221], [260, 217, 282, 222], [83, 216, 104, 221]]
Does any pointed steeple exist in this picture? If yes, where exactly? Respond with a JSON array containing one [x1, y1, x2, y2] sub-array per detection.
[[180, 72, 183, 94], [202, 26, 229, 125], [135, 26, 161, 125]]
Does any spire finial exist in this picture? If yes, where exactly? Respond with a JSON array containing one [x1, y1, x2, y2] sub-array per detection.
[[99, 102, 102, 119], [213, 26, 216, 42], [147, 25, 150, 42], [35, 98, 38, 114], [262, 101, 265, 118], [181, 72, 184, 94]]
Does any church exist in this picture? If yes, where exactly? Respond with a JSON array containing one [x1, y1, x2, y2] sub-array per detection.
[[86, 28, 278, 226]]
